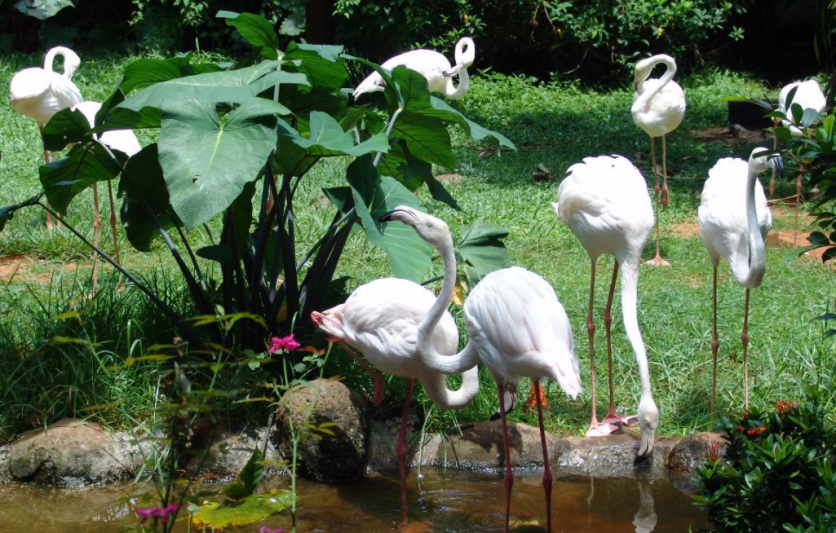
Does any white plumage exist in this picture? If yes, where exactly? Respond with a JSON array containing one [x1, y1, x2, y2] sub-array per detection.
[[631, 54, 686, 265], [778, 79, 826, 135], [555, 155, 658, 459], [74, 101, 141, 157], [380, 205, 580, 533], [698, 148, 781, 415], [699, 157, 772, 288], [10, 46, 83, 126], [353, 38, 475, 100], [311, 276, 479, 523]]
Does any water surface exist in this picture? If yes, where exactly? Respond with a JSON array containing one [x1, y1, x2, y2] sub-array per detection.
[[0, 470, 705, 532]]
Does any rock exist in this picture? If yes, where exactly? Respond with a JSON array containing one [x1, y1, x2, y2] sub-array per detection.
[[366, 405, 423, 471], [200, 427, 283, 479], [0, 444, 10, 483], [556, 434, 678, 479], [667, 432, 726, 489], [275, 379, 369, 483], [7, 419, 140, 486]]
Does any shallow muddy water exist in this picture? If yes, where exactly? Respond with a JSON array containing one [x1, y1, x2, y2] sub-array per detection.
[[0, 470, 705, 532]]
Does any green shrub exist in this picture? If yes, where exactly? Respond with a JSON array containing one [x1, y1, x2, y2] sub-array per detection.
[[694, 388, 836, 532]]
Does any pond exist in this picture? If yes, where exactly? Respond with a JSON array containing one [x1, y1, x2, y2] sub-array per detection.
[[0, 470, 705, 532]]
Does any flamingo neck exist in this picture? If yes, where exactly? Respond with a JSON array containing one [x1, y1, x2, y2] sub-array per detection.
[[419, 366, 480, 409], [735, 167, 767, 287], [44, 47, 76, 78], [416, 233, 479, 374], [618, 260, 652, 399], [445, 67, 469, 99], [634, 57, 676, 112]]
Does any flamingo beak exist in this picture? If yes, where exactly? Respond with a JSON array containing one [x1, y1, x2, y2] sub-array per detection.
[[773, 154, 784, 178], [378, 207, 413, 223], [488, 387, 518, 421], [635, 428, 655, 464]]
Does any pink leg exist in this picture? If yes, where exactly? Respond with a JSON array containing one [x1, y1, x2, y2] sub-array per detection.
[[586, 261, 617, 437], [40, 126, 54, 231], [645, 137, 670, 267], [710, 265, 719, 421], [534, 381, 553, 533], [602, 262, 636, 426], [51, 151, 61, 228], [397, 378, 414, 524], [498, 383, 514, 533], [742, 289, 751, 411], [106, 180, 125, 291], [661, 135, 669, 209], [335, 340, 384, 406]]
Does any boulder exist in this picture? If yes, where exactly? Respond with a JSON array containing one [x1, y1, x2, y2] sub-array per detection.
[[200, 427, 283, 479], [667, 432, 726, 489], [7, 419, 141, 486], [275, 379, 369, 483], [556, 434, 678, 479], [0, 444, 10, 483]]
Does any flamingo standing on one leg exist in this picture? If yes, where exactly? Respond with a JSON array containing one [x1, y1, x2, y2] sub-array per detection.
[[379, 206, 581, 533], [353, 37, 475, 100], [775, 80, 826, 244], [632, 54, 686, 267], [698, 148, 781, 417], [73, 101, 141, 293], [554, 155, 658, 456], [10, 46, 84, 230], [311, 278, 479, 524]]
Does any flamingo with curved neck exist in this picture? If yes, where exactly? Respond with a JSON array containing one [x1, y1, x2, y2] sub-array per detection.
[[698, 148, 781, 415], [380, 206, 581, 533], [353, 37, 475, 100], [631, 54, 686, 267], [555, 155, 658, 458]]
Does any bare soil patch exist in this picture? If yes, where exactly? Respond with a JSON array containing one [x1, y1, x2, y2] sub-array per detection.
[[0, 254, 82, 283], [435, 173, 465, 186], [690, 126, 771, 145]]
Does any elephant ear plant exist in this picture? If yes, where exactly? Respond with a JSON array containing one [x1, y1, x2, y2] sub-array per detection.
[[0, 11, 514, 369]]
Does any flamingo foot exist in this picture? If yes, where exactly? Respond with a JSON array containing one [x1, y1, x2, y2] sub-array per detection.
[[602, 410, 637, 426], [644, 254, 670, 267], [585, 421, 619, 438]]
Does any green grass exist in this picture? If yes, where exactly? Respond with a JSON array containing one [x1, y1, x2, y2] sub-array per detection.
[[0, 51, 833, 442]]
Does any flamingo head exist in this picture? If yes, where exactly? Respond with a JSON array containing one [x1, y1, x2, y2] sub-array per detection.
[[633, 54, 675, 92], [310, 306, 346, 340], [353, 72, 385, 99], [635, 396, 658, 463], [749, 148, 783, 178], [378, 205, 452, 248]]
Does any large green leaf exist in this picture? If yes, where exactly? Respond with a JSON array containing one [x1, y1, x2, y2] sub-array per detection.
[[118, 61, 305, 117], [218, 11, 280, 53], [424, 97, 515, 148], [392, 111, 455, 169], [378, 139, 460, 210], [119, 54, 223, 95], [119, 144, 180, 252], [455, 221, 511, 286], [273, 112, 389, 177], [39, 141, 126, 215], [191, 489, 295, 528], [221, 449, 264, 500], [159, 98, 284, 229], [348, 156, 432, 281], [284, 42, 348, 90], [13, 0, 72, 19], [43, 108, 91, 151]]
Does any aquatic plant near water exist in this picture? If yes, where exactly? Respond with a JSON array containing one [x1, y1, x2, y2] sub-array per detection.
[[133, 503, 180, 524], [259, 526, 285, 533]]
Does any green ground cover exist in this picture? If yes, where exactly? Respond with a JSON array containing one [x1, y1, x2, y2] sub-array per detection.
[[0, 51, 833, 442]]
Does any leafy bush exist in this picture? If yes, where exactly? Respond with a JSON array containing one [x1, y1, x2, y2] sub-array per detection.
[[0, 11, 513, 372], [694, 388, 836, 532]]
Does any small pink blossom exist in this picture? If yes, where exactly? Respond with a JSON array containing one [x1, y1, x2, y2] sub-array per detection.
[[133, 503, 180, 524], [259, 526, 285, 533], [268, 334, 300, 354]]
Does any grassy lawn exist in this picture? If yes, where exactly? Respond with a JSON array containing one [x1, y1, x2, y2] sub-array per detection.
[[0, 51, 833, 441]]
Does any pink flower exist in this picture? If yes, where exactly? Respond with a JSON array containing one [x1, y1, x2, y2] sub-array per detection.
[[259, 526, 285, 533], [133, 503, 180, 524], [268, 334, 300, 354]]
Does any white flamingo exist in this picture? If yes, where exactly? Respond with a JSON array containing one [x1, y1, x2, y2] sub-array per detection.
[[775, 79, 826, 241], [698, 148, 781, 416], [380, 206, 581, 533], [631, 54, 686, 266], [554, 155, 658, 457], [10, 46, 83, 230], [73, 101, 141, 293], [353, 37, 475, 100], [310, 278, 479, 524]]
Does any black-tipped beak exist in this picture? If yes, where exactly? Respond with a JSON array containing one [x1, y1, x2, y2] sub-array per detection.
[[774, 154, 784, 178], [378, 209, 399, 223]]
